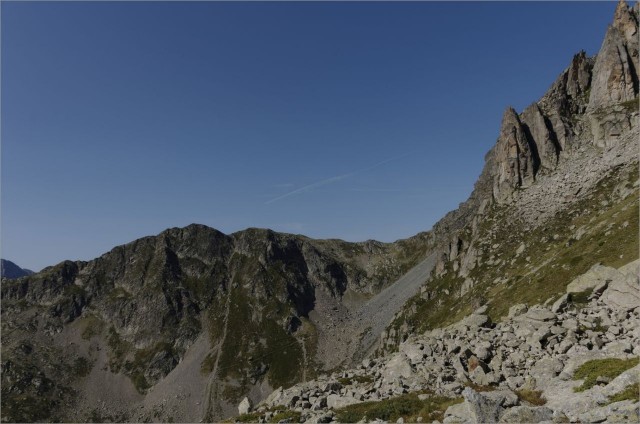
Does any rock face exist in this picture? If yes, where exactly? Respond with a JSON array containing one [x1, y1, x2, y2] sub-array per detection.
[[0, 225, 432, 423], [588, 0, 639, 111], [492, 108, 538, 202], [487, 0, 639, 203]]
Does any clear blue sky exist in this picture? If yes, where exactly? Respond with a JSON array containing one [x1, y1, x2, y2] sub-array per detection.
[[2, 1, 616, 271]]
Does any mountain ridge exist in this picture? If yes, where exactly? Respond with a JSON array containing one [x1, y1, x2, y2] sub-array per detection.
[[1, 1, 638, 423]]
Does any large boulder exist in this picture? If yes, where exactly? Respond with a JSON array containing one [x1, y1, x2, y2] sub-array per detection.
[[600, 272, 640, 311], [381, 353, 415, 382], [566, 264, 621, 294], [498, 406, 555, 423], [238, 397, 252, 415], [326, 394, 360, 409], [443, 388, 505, 423]]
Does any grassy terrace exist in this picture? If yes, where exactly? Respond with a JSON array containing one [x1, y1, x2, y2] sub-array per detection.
[[334, 392, 462, 423], [573, 357, 639, 392]]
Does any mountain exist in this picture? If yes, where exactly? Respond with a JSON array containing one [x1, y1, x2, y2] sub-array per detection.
[[381, 0, 639, 350], [0, 260, 34, 280], [1, 225, 432, 422], [1, 1, 638, 423]]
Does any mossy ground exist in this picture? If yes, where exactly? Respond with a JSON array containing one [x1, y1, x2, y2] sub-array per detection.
[[607, 383, 640, 404], [334, 392, 462, 423], [573, 357, 639, 392], [515, 389, 546, 406]]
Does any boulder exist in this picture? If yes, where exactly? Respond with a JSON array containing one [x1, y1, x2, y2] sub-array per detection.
[[381, 353, 415, 382], [551, 294, 569, 314], [522, 307, 556, 323], [508, 304, 528, 319], [530, 358, 564, 388], [498, 406, 554, 423], [566, 264, 620, 294], [600, 272, 640, 310], [459, 387, 505, 423], [463, 314, 492, 329], [238, 397, 252, 415], [326, 394, 360, 409], [400, 342, 425, 364]]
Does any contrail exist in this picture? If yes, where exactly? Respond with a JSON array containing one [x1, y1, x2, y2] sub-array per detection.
[[264, 153, 409, 205]]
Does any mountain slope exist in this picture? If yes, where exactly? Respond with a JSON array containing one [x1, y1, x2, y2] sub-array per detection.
[[0, 225, 432, 422], [381, 0, 639, 351], [0, 259, 34, 280]]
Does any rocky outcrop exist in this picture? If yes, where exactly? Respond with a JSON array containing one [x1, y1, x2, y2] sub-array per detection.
[[252, 260, 640, 423], [588, 0, 639, 111], [492, 108, 538, 202]]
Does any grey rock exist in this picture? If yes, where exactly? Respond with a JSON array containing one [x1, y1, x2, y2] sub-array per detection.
[[498, 406, 554, 423], [566, 264, 620, 294], [326, 394, 360, 409], [238, 397, 253, 415], [508, 304, 528, 319], [551, 294, 569, 314], [600, 272, 640, 311]]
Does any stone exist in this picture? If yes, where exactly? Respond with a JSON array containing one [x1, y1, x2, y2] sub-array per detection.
[[400, 342, 425, 364], [551, 294, 569, 314], [604, 340, 632, 355], [481, 390, 519, 408], [530, 358, 564, 386], [381, 353, 415, 382], [461, 387, 504, 423], [326, 394, 360, 409], [238, 397, 253, 415], [463, 314, 491, 329], [600, 272, 640, 310], [522, 307, 556, 323], [498, 406, 554, 423], [566, 264, 620, 294], [264, 387, 284, 406]]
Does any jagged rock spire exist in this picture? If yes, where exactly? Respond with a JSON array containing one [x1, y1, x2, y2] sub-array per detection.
[[588, 0, 639, 111], [492, 107, 537, 202]]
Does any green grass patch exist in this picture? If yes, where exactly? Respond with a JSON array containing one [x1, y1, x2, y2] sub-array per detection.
[[569, 289, 593, 308], [334, 392, 462, 423], [573, 357, 639, 392], [233, 412, 262, 423], [515, 389, 546, 406], [607, 383, 640, 404], [270, 410, 301, 423], [80, 314, 104, 340], [107, 326, 132, 371], [338, 375, 375, 386], [620, 97, 639, 112]]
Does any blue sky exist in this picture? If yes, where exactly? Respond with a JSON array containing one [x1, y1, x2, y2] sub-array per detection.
[[2, 1, 615, 271]]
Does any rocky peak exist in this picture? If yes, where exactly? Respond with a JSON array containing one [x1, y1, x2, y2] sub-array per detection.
[[613, 0, 639, 39], [491, 107, 537, 202], [588, 0, 639, 111]]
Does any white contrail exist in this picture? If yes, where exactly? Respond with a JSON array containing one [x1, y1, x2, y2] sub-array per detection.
[[264, 153, 409, 205]]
